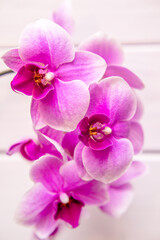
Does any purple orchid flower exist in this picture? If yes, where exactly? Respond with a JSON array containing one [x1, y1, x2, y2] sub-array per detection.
[[7, 126, 65, 161], [79, 32, 144, 89], [34, 76, 143, 183], [73, 76, 138, 183], [100, 161, 147, 217], [79, 32, 144, 152], [2, 19, 106, 131], [16, 156, 108, 239]]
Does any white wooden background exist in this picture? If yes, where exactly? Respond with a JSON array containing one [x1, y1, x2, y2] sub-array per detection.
[[0, 0, 160, 239]]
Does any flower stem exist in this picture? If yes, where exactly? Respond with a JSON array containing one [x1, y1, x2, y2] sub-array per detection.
[[0, 70, 13, 76]]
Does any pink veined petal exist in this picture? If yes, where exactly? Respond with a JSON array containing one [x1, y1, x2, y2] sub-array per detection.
[[87, 77, 137, 124], [19, 19, 75, 69], [72, 180, 108, 206], [30, 156, 64, 193], [104, 65, 144, 89], [38, 78, 90, 131], [82, 137, 134, 183], [53, 0, 74, 35], [2, 48, 24, 72], [112, 161, 148, 187], [127, 121, 144, 154], [60, 161, 87, 190], [37, 134, 67, 161], [56, 50, 107, 85], [36, 131, 63, 160], [31, 99, 46, 130], [35, 203, 58, 239], [113, 121, 130, 138], [100, 183, 133, 218], [61, 129, 79, 157], [79, 32, 124, 65], [74, 142, 93, 181], [38, 125, 65, 145], [113, 120, 144, 154], [132, 94, 144, 121], [16, 183, 56, 224]]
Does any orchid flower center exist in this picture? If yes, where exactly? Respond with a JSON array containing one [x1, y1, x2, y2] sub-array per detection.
[[54, 195, 84, 228], [34, 69, 54, 87], [89, 122, 112, 140], [59, 192, 69, 204], [78, 114, 112, 149]]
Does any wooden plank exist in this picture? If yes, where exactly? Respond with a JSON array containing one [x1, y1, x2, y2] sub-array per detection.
[[0, 0, 160, 46], [0, 44, 160, 151], [123, 44, 160, 151], [0, 154, 159, 239]]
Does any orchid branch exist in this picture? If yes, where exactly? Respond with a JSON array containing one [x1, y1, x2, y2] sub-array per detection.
[[0, 69, 13, 76]]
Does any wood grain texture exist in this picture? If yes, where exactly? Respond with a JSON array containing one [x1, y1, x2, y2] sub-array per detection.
[[0, 0, 160, 46]]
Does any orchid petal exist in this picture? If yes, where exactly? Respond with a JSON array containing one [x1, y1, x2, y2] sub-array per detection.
[[31, 99, 46, 130], [30, 156, 63, 192], [53, 0, 74, 35], [62, 129, 79, 157], [7, 140, 28, 156], [73, 181, 108, 206], [100, 183, 133, 217], [132, 95, 144, 121], [79, 32, 124, 65], [11, 65, 34, 96], [38, 134, 67, 161], [35, 204, 58, 239], [127, 121, 144, 154], [38, 126, 64, 145], [32, 83, 54, 100], [113, 121, 130, 138], [56, 50, 106, 85], [87, 77, 137, 124], [16, 183, 55, 224], [112, 161, 148, 187], [7, 138, 61, 161], [38, 79, 90, 131], [60, 161, 86, 189], [2, 48, 24, 72], [88, 136, 113, 150], [36, 132, 63, 160], [60, 161, 108, 205], [54, 198, 84, 228], [82, 138, 133, 183], [23, 139, 43, 160], [74, 142, 93, 181], [104, 65, 144, 89], [19, 19, 75, 69]]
